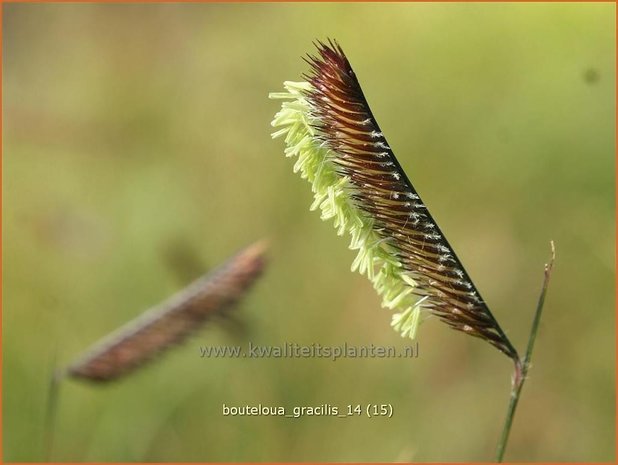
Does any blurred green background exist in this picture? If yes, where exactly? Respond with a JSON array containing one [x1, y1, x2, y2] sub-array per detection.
[[3, 2, 615, 462]]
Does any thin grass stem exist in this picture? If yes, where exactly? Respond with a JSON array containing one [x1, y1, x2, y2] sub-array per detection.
[[496, 240, 556, 461], [44, 353, 62, 461]]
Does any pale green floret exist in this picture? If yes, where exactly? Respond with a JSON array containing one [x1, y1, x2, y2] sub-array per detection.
[[270, 81, 427, 339], [392, 305, 422, 339]]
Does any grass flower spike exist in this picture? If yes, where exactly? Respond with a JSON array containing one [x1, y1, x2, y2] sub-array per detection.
[[270, 40, 518, 361], [66, 241, 268, 382]]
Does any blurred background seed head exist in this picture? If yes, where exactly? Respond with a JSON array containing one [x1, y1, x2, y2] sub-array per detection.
[[3, 2, 615, 462]]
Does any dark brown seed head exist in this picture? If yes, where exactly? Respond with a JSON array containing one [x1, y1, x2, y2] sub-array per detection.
[[303, 39, 518, 361]]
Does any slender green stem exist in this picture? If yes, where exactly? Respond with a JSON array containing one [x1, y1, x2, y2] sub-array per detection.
[[496, 241, 556, 462], [44, 350, 62, 461]]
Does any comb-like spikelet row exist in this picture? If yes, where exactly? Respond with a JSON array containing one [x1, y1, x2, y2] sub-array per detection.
[[67, 241, 267, 382], [271, 40, 517, 360]]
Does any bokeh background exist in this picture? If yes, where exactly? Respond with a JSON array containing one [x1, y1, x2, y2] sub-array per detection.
[[3, 2, 615, 462]]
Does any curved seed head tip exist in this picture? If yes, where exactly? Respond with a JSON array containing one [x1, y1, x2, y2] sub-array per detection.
[[66, 240, 268, 383], [271, 40, 518, 361]]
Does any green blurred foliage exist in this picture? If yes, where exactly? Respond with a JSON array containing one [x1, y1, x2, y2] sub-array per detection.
[[3, 3, 615, 462]]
